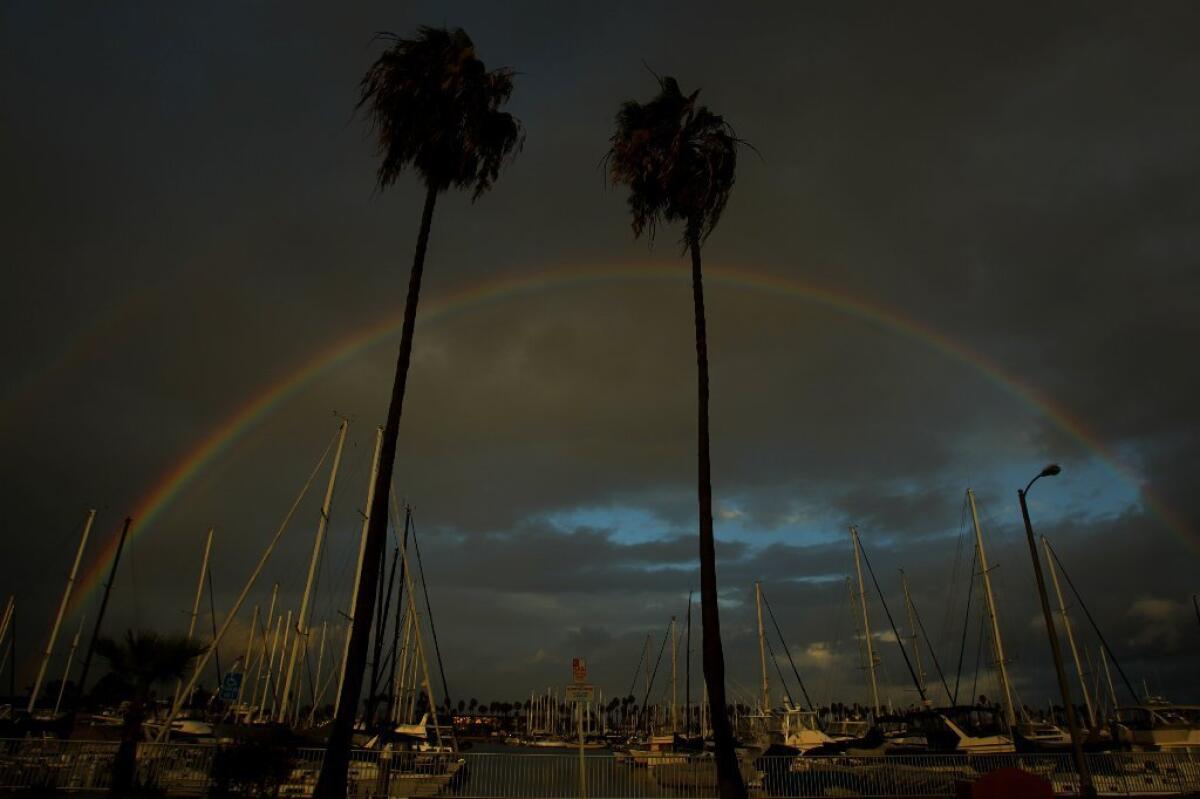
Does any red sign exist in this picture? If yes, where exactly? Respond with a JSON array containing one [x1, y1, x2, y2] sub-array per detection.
[[571, 657, 587, 683]]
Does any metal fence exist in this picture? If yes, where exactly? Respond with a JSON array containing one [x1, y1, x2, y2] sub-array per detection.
[[1, 739, 1198, 797]]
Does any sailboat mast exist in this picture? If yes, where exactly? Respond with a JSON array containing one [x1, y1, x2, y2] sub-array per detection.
[[0, 597, 14, 660], [336, 426, 383, 717], [275, 610, 292, 715], [235, 604, 259, 714], [1042, 535, 1095, 727], [1100, 646, 1119, 714], [670, 615, 678, 732], [849, 526, 880, 715], [260, 612, 284, 718], [966, 489, 1017, 728], [755, 581, 769, 713], [391, 609, 414, 723], [900, 570, 926, 696], [280, 418, 349, 722], [251, 583, 278, 712], [1, 610, 13, 693], [29, 508, 94, 713], [52, 613, 86, 715], [155, 427, 349, 742], [308, 619, 327, 723], [400, 539, 444, 749], [76, 517, 130, 706], [644, 633, 651, 706], [685, 590, 692, 736], [174, 528, 214, 710]]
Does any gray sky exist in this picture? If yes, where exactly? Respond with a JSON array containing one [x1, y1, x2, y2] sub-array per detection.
[[1, 1, 1197, 710]]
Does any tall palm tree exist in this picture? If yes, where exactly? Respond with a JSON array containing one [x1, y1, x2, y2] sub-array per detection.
[[94, 630, 206, 799], [315, 26, 522, 799], [606, 75, 745, 799]]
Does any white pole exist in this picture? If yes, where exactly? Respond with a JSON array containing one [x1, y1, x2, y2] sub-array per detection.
[[250, 584, 277, 712], [29, 509, 94, 713], [280, 419, 349, 721], [671, 615, 678, 731], [0, 596, 14, 652], [1086, 646, 1104, 720], [0, 597, 12, 685], [1100, 646, 1119, 715], [234, 604, 259, 715], [577, 695, 586, 799], [308, 620, 328, 724], [400, 541, 443, 749], [316, 625, 344, 717], [175, 528, 214, 710], [900, 570, 926, 698], [154, 432, 338, 742], [755, 581, 769, 714], [53, 613, 86, 715], [290, 634, 307, 728], [967, 489, 1017, 729], [274, 611, 292, 716], [849, 526, 880, 715], [0, 596, 14, 683], [260, 613, 284, 719], [335, 425, 383, 717], [393, 610, 414, 723], [1043, 536, 1095, 728]]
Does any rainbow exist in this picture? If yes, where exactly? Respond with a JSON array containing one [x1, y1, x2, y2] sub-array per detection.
[[70, 260, 1192, 605]]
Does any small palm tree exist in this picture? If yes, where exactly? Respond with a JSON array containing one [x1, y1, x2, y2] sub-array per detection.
[[316, 27, 522, 799], [607, 75, 746, 799], [94, 630, 205, 799]]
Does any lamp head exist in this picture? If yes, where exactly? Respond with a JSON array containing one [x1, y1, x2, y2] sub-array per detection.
[[1040, 464, 1062, 478]]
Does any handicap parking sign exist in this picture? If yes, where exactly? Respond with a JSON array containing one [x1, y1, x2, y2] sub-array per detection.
[[219, 671, 243, 701]]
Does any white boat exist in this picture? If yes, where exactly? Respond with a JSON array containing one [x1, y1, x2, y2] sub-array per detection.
[[627, 734, 687, 766], [907, 706, 1014, 753], [1115, 705, 1200, 751], [823, 718, 871, 742], [780, 709, 835, 753], [1015, 721, 1071, 748]]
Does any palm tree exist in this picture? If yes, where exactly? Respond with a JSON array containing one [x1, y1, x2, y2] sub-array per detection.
[[94, 630, 205, 799], [606, 75, 745, 799], [315, 27, 522, 799]]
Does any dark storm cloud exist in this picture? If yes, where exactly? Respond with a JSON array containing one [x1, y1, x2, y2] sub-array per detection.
[[2, 0, 1197, 702]]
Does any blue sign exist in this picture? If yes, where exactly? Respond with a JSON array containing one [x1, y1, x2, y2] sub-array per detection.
[[219, 671, 243, 701]]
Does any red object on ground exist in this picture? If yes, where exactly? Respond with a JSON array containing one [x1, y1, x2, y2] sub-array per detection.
[[955, 767, 1054, 799]]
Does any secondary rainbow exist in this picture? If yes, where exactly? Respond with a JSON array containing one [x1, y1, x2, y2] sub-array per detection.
[[71, 261, 1192, 607]]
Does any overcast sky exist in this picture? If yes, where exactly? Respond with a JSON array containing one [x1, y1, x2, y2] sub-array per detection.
[[2, 1, 1198, 712]]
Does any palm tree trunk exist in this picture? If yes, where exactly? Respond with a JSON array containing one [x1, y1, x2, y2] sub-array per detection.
[[315, 183, 439, 799], [108, 701, 143, 798], [690, 237, 746, 799]]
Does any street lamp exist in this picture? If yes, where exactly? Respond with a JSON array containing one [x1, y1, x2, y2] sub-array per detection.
[[1019, 463, 1095, 798]]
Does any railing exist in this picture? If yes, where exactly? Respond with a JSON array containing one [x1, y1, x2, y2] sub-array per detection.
[[0, 739, 1197, 797]]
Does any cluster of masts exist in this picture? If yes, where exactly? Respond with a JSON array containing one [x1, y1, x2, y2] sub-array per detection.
[[9, 418, 448, 747], [770, 488, 1130, 729], [525, 687, 608, 738]]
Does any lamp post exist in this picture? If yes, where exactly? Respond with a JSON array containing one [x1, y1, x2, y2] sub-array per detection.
[[1019, 464, 1095, 798]]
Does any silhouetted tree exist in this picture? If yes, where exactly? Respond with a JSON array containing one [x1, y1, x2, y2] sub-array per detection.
[[607, 74, 745, 799], [94, 631, 205, 798], [315, 26, 522, 799]]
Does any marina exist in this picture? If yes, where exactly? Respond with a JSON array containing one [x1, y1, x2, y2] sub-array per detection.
[[1, 739, 1199, 797]]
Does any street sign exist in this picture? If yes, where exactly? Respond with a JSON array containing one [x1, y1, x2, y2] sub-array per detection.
[[564, 684, 594, 703], [572, 657, 587, 683], [218, 671, 243, 701]]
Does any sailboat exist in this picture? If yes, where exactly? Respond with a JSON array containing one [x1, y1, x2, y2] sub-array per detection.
[[906, 493, 1018, 754], [318, 486, 465, 797], [1114, 704, 1200, 752]]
